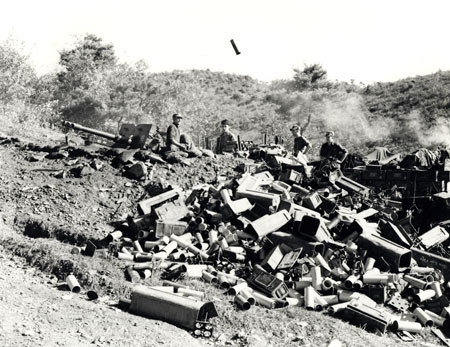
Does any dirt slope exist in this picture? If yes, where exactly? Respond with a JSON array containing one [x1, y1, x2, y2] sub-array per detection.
[[0, 136, 441, 347]]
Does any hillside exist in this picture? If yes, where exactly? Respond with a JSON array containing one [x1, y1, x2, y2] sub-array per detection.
[[362, 70, 450, 151]]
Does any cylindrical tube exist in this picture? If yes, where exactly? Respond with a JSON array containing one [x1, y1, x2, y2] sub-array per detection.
[[328, 302, 350, 315], [424, 309, 446, 327], [294, 277, 313, 290], [217, 274, 233, 289], [362, 274, 389, 284], [71, 246, 84, 255], [321, 294, 339, 305], [197, 223, 208, 232], [345, 241, 358, 254], [228, 281, 248, 296], [177, 287, 205, 300], [161, 280, 188, 289], [138, 230, 150, 239], [133, 240, 144, 253], [404, 274, 428, 290], [218, 237, 229, 250], [413, 289, 436, 304], [325, 215, 342, 230], [234, 293, 251, 310], [341, 262, 351, 273], [344, 274, 359, 289], [202, 270, 218, 284], [285, 296, 303, 306], [321, 277, 339, 292], [251, 290, 276, 309], [313, 253, 331, 275], [392, 320, 423, 333], [161, 240, 178, 254], [194, 232, 204, 243], [414, 307, 434, 327], [314, 293, 328, 311], [117, 252, 134, 261], [195, 216, 205, 224], [410, 266, 434, 274], [170, 234, 209, 260], [208, 230, 218, 246], [132, 262, 153, 270], [106, 230, 123, 242], [239, 288, 256, 305], [139, 269, 152, 279], [304, 286, 316, 310], [310, 266, 322, 290], [338, 290, 361, 302], [206, 265, 218, 276], [364, 257, 376, 272], [220, 189, 232, 205], [66, 274, 81, 293], [427, 281, 442, 299], [168, 249, 184, 261], [353, 279, 363, 291]]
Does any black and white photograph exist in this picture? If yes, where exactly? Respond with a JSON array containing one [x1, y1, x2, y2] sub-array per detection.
[[2, 1, 450, 346]]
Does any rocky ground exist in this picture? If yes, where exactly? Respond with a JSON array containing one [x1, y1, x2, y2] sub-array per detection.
[[0, 135, 444, 347]]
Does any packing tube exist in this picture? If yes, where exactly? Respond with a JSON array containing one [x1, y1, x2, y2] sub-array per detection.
[[294, 277, 313, 290], [328, 302, 351, 315], [321, 295, 339, 305], [177, 288, 205, 300], [239, 288, 256, 305], [304, 286, 316, 310], [413, 289, 436, 304], [251, 290, 276, 309], [322, 277, 339, 292], [404, 274, 428, 290], [413, 307, 434, 327], [344, 274, 359, 289], [424, 309, 446, 327], [133, 240, 144, 253], [170, 234, 209, 260], [310, 266, 322, 290], [228, 282, 249, 296], [427, 281, 443, 298], [202, 271, 218, 284], [285, 297, 303, 306], [364, 257, 376, 272], [391, 320, 423, 333], [117, 252, 134, 261], [234, 293, 251, 310], [208, 230, 218, 246], [66, 274, 81, 293]]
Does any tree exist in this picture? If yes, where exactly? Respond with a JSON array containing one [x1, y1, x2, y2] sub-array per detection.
[[0, 37, 36, 105], [293, 63, 329, 91], [56, 34, 116, 128], [105, 61, 158, 129]]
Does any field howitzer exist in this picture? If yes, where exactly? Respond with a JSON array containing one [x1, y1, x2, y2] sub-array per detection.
[[62, 121, 152, 149]]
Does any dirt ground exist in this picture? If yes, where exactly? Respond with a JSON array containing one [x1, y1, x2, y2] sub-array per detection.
[[0, 240, 208, 347], [0, 135, 444, 347]]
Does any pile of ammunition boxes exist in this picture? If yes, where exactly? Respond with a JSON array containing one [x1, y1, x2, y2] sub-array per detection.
[[77, 160, 450, 342]]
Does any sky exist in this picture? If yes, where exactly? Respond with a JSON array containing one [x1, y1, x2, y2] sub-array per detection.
[[2, 0, 450, 84]]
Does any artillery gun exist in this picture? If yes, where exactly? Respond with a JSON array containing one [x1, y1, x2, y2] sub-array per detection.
[[62, 121, 152, 149]]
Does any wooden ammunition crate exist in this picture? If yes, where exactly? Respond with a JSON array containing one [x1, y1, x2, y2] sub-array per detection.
[[362, 170, 385, 181], [412, 170, 438, 182], [385, 170, 411, 181]]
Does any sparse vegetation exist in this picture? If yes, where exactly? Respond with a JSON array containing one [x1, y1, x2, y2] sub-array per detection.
[[2, 33, 450, 156]]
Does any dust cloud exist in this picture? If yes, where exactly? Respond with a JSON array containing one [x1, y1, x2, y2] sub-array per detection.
[[404, 110, 450, 148], [318, 94, 396, 147]]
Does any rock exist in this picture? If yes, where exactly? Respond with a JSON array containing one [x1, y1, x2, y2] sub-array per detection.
[[125, 162, 147, 180]]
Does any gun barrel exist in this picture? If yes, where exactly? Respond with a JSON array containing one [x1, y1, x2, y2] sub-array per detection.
[[62, 120, 126, 142]]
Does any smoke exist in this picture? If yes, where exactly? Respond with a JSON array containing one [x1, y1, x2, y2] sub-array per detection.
[[403, 110, 450, 148], [317, 94, 396, 149]]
